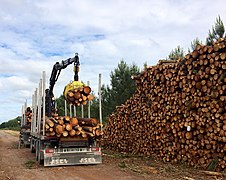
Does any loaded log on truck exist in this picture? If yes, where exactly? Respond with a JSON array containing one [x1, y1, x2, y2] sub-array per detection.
[[19, 102, 32, 148], [29, 53, 102, 166]]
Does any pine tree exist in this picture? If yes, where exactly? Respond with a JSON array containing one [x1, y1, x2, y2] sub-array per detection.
[[189, 38, 202, 52], [101, 60, 140, 120], [168, 45, 184, 60], [143, 61, 148, 70], [206, 15, 225, 45]]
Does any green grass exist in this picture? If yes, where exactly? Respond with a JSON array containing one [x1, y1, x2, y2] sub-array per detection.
[[118, 161, 126, 168], [24, 160, 35, 169], [0, 127, 20, 131]]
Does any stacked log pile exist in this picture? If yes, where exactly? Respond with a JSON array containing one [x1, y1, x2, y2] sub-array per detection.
[[25, 107, 32, 126], [103, 38, 226, 171], [45, 115, 103, 139], [65, 86, 94, 106]]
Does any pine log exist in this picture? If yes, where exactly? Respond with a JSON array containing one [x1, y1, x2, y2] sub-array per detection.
[[65, 123, 72, 131], [82, 126, 94, 133], [55, 124, 63, 135], [46, 118, 54, 127], [77, 117, 98, 127], [69, 129, 76, 136], [44, 115, 101, 139], [83, 86, 91, 95], [70, 117, 78, 127], [62, 131, 69, 137], [64, 116, 70, 122]]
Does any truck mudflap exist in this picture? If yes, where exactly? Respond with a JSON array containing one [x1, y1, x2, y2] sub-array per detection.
[[44, 148, 102, 167]]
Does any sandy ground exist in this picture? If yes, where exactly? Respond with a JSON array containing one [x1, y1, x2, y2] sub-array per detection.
[[0, 130, 225, 180]]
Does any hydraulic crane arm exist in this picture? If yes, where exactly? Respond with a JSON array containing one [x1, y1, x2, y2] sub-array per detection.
[[49, 53, 80, 95], [46, 53, 80, 117]]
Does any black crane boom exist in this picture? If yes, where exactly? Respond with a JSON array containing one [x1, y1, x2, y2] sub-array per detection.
[[46, 53, 80, 117]]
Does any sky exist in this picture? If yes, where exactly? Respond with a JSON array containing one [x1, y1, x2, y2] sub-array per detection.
[[0, 0, 226, 123]]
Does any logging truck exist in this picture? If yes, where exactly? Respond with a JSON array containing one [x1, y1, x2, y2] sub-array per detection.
[[29, 53, 102, 166], [19, 105, 32, 148]]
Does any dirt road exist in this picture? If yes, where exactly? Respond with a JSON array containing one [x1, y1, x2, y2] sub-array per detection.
[[0, 130, 152, 180], [0, 130, 225, 180]]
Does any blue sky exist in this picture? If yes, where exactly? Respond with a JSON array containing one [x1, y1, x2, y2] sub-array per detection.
[[0, 0, 226, 123]]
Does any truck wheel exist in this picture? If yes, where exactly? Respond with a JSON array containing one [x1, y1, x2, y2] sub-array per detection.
[[35, 141, 39, 161], [31, 146, 35, 153], [37, 141, 44, 165], [25, 144, 30, 148], [36, 147, 39, 161], [30, 139, 35, 153], [38, 152, 44, 165]]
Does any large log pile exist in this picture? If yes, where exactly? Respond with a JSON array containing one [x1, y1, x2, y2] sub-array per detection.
[[45, 115, 103, 139], [103, 38, 226, 171]]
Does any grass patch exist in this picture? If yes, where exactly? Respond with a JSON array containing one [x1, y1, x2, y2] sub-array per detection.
[[9, 142, 19, 149], [0, 127, 20, 131], [3, 130, 19, 137], [118, 161, 126, 168], [25, 160, 35, 169], [102, 149, 144, 159]]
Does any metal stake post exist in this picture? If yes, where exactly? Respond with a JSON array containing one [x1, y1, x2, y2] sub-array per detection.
[[31, 94, 34, 134], [74, 105, 76, 117], [34, 89, 38, 134], [87, 81, 91, 118], [21, 105, 24, 128], [24, 100, 27, 125], [69, 104, 72, 118], [98, 74, 102, 131], [38, 79, 42, 134], [42, 71, 46, 136], [81, 105, 84, 118], [64, 100, 67, 116]]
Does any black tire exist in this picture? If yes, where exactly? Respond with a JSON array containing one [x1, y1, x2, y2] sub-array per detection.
[[31, 146, 35, 153], [38, 156, 44, 165], [25, 144, 30, 148], [38, 143, 44, 165], [30, 138, 34, 152], [36, 149, 39, 161], [35, 142, 39, 161]]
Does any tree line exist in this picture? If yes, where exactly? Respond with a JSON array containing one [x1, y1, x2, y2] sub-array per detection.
[[0, 116, 21, 130]]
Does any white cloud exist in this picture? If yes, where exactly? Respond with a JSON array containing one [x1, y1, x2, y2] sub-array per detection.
[[0, 0, 226, 123]]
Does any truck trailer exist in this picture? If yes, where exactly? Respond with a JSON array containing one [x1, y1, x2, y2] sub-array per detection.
[[29, 54, 102, 166]]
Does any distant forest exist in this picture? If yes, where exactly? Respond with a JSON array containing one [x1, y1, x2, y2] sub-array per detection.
[[0, 116, 21, 131]]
